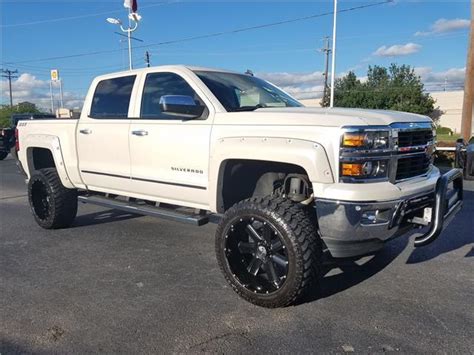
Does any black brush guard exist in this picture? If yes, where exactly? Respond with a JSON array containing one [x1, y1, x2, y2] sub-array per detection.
[[414, 169, 464, 247]]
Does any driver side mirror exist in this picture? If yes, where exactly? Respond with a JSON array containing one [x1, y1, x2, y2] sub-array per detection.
[[159, 95, 205, 119]]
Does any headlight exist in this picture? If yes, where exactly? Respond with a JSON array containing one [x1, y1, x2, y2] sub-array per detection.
[[342, 130, 390, 150], [341, 160, 388, 179]]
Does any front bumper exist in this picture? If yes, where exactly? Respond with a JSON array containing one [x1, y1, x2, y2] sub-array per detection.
[[314, 169, 464, 258]]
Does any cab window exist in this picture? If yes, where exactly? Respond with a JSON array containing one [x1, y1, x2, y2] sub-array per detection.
[[140, 72, 207, 119], [90, 75, 136, 119]]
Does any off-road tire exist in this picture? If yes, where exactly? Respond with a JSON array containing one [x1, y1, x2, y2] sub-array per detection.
[[28, 168, 78, 229], [0, 151, 8, 160], [215, 196, 322, 308]]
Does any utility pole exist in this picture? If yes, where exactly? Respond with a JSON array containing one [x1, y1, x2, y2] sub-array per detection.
[[461, 0, 474, 142], [1, 69, 19, 108], [329, 0, 338, 108], [319, 36, 331, 107], [145, 51, 151, 68]]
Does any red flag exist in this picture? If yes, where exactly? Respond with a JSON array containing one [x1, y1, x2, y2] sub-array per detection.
[[124, 0, 138, 13]]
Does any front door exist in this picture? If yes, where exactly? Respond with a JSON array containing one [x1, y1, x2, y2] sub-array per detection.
[[77, 75, 137, 193], [129, 71, 212, 209]]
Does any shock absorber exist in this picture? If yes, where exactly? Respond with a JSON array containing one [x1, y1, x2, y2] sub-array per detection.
[[283, 174, 312, 204]]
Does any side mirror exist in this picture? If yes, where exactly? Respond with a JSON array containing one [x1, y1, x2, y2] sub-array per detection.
[[159, 95, 204, 119]]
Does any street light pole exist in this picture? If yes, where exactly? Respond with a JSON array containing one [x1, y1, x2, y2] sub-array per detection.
[[127, 7, 133, 70], [121, 19, 138, 70], [107, 16, 139, 71], [330, 0, 338, 108]]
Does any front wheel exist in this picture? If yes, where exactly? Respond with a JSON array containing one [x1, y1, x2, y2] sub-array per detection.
[[215, 196, 322, 308], [28, 168, 78, 229]]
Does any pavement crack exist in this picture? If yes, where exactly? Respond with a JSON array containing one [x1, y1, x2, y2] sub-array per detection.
[[0, 194, 28, 201], [187, 330, 251, 350]]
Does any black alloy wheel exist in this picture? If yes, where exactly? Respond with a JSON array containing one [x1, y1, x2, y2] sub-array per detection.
[[216, 196, 322, 308], [224, 216, 289, 294], [31, 179, 51, 221]]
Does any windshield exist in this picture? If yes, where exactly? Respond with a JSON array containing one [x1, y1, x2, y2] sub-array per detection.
[[194, 71, 302, 112]]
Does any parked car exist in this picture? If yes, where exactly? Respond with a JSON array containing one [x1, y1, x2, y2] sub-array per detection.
[[15, 66, 463, 307], [0, 127, 14, 160], [455, 137, 474, 180], [0, 113, 55, 160]]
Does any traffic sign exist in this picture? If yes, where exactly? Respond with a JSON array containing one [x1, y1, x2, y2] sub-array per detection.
[[50, 69, 59, 82]]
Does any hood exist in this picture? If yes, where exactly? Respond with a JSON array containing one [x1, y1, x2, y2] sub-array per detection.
[[249, 107, 433, 127]]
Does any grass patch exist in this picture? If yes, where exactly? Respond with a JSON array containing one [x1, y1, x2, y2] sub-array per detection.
[[437, 133, 461, 144]]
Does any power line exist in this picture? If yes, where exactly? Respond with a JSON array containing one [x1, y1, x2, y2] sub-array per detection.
[[3, 0, 392, 65], [0, 1, 179, 28], [1, 69, 19, 108]]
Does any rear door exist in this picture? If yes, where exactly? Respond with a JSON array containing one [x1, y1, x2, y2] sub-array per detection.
[[128, 71, 213, 209], [77, 75, 137, 193]]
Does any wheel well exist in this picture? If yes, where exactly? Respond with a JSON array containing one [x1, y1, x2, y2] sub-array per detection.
[[216, 159, 309, 213], [28, 148, 56, 172]]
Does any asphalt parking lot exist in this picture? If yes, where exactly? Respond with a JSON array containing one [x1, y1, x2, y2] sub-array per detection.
[[1, 156, 473, 354]]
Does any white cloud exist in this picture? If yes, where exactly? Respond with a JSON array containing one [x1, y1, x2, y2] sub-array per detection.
[[258, 71, 325, 87], [414, 67, 465, 91], [1, 73, 84, 110], [283, 85, 326, 100], [415, 18, 470, 36], [374, 43, 421, 57], [257, 71, 327, 100]]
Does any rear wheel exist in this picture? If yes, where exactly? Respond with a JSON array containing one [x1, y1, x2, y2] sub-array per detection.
[[216, 196, 321, 308], [28, 168, 78, 229], [0, 151, 8, 160]]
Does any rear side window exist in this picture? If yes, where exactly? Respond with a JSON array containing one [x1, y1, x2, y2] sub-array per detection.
[[141, 72, 205, 119], [90, 75, 136, 118]]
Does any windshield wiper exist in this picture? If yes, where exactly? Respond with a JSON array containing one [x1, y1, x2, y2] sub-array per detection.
[[232, 104, 267, 112]]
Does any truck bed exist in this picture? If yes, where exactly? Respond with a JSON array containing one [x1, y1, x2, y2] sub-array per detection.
[[17, 119, 82, 187]]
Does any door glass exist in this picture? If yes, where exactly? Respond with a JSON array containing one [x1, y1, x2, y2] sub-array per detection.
[[141, 72, 205, 119], [90, 75, 136, 118]]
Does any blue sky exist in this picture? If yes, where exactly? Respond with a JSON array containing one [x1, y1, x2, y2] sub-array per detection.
[[0, 0, 470, 108]]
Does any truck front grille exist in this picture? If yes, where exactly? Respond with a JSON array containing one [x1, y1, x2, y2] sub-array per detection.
[[396, 154, 431, 180], [398, 129, 433, 147]]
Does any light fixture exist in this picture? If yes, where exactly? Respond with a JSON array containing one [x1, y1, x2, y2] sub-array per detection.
[[106, 18, 122, 25]]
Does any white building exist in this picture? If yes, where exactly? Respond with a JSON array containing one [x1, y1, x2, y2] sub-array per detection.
[[430, 90, 464, 133]]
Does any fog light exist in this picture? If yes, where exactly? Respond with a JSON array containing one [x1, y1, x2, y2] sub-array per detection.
[[341, 163, 364, 176]]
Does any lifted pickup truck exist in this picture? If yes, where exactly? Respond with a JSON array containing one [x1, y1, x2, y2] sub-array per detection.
[[16, 65, 463, 308]]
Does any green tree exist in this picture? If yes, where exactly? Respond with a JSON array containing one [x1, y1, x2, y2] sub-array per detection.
[[329, 64, 439, 122], [0, 101, 41, 128]]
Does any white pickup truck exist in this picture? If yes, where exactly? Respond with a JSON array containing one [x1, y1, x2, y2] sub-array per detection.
[[16, 65, 463, 308]]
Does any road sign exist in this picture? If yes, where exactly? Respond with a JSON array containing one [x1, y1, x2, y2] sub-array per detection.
[[50, 69, 59, 82]]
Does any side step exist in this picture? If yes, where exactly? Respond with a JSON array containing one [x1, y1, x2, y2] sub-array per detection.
[[78, 195, 213, 226]]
